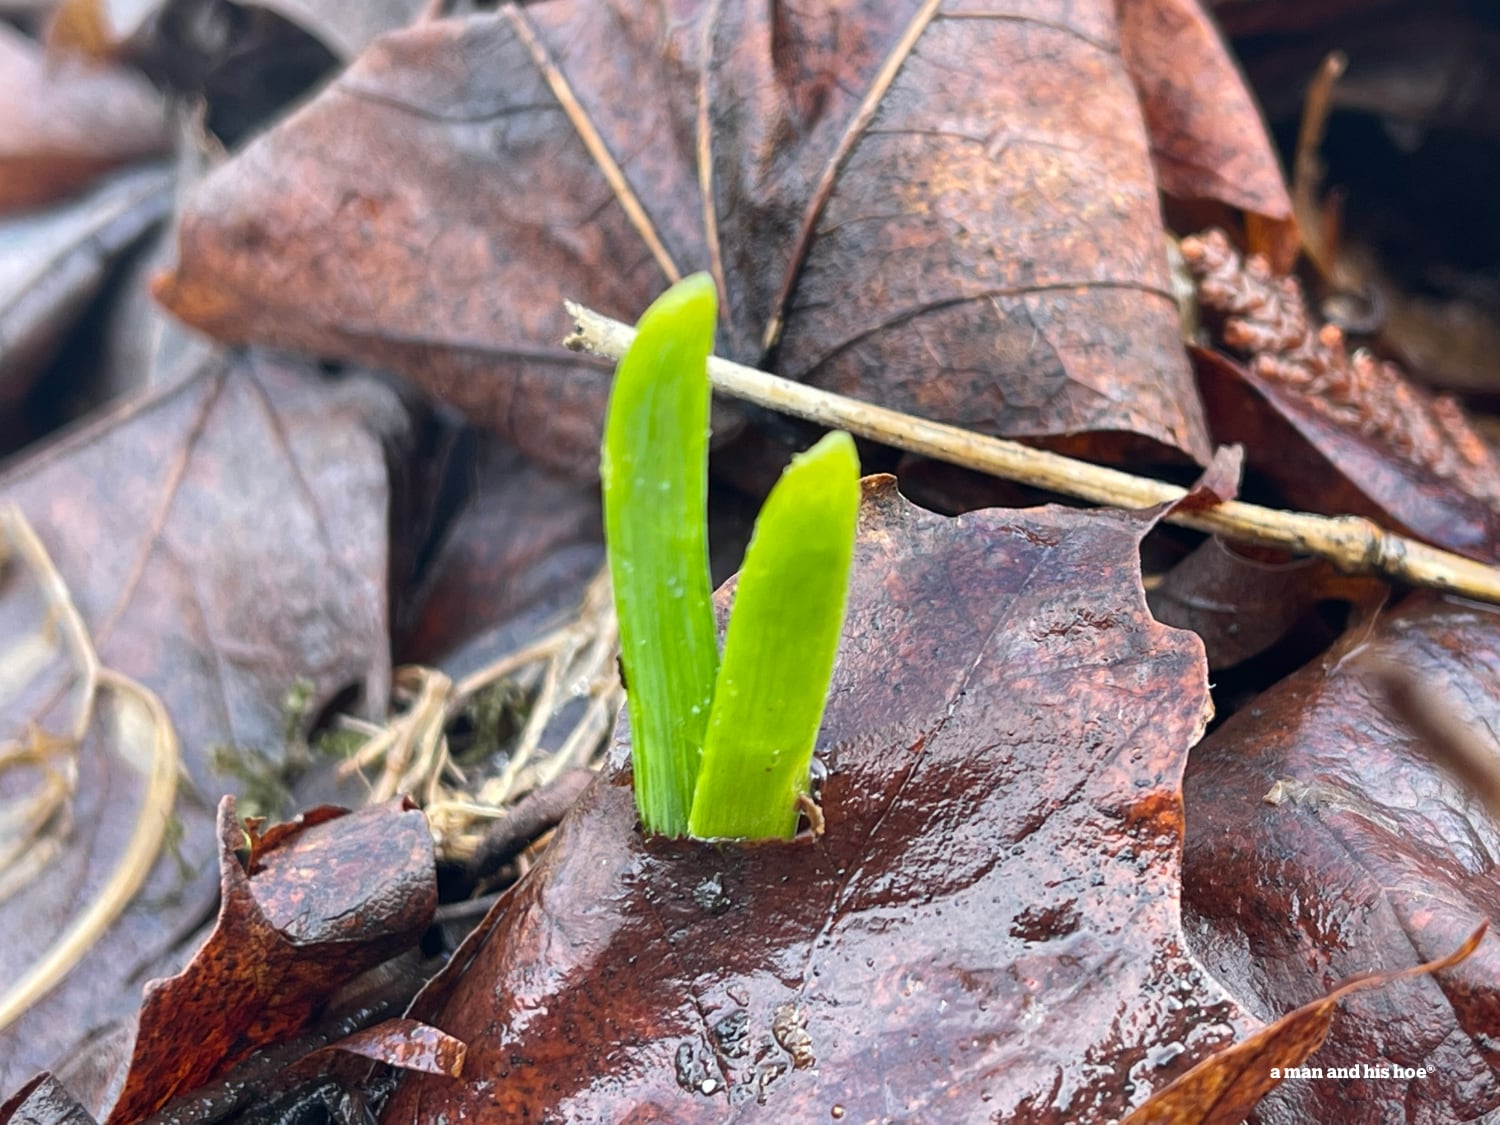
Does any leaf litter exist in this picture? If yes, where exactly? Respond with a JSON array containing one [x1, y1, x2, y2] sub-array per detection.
[[1, 0, 1499, 1122]]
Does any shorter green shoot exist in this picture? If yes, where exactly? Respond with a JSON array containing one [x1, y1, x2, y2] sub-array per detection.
[[602, 275, 859, 839], [688, 432, 858, 839]]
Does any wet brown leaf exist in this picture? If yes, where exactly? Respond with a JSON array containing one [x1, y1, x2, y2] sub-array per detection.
[[0, 1073, 95, 1125], [383, 478, 1255, 1122], [1196, 344, 1500, 564], [0, 352, 406, 1090], [0, 24, 169, 214], [1147, 540, 1336, 671], [1119, 0, 1294, 262], [1123, 925, 1487, 1125], [105, 796, 435, 1123], [296, 1018, 466, 1079], [1182, 594, 1500, 1122], [149, 0, 1297, 476], [397, 434, 603, 677]]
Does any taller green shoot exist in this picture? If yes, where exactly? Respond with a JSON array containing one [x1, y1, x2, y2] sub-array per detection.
[[601, 274, 719, 836]]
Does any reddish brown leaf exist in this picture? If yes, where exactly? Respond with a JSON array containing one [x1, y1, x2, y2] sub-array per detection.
[[1185, 230, 1500, 563], [154, 2, 1221, 478], [1147, 540, 1336, 670], [104, 796, 435, 1123], [383, 478, 1254, 1122], [0, 25, 169, 214], [0, 352, 405, 1090], [297, 1018, 466, 1079], [1182, 594, 1500, 1122], [1123, 925, 1487, 1125], [1119, 0, 1295, 264], [1173, 442, 1243, 511], [397, 435, 603, 676]]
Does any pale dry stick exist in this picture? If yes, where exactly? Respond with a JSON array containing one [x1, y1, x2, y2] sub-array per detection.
[[0, 737, 75, 904], [345, 666, 452, 805], [515, 572, 620, 788], [535, 685, 624, 791], [426, 573, 620, 850], [447, 565, 615, 714], [387, 666, 453, 805], [1292, 50, 1350, 283], [565, 303, 1500, 606], [0, 668, 179, 1034]]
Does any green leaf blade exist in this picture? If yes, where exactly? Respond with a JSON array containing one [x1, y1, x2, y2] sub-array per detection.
[[689, 431, 861, 839], [602, 273, 719, 836]]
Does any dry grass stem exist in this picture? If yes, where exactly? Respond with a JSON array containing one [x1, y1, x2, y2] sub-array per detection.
[[0, 507, 99, 901], [395, 567, 621, 861], [565, 303, 1500, 606], [0, 670, 179, 1034]]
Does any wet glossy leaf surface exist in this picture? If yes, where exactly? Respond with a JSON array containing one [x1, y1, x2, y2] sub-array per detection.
[[105, 796, 435, 1123], [383, 479, 1255, 1122], [1, 5, 1498, 1123], [1181, 594, 1500, 1123], [151, 0, 1296, 475], [297, 1018, 465, 1079]]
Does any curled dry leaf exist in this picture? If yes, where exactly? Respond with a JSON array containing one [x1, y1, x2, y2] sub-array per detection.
[[103, 796, 436, 1123], [0, 351, 406, 1089], [1182, 594, 1500, 1122], [0, 24, 169, 214], [1123, 925, 1488, 1125], [148, 0, 1302, 476], [383, 477, 1256, 1122]]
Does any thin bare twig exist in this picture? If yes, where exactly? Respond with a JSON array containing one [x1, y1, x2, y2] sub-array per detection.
[[564, 302, 1500, 607]]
